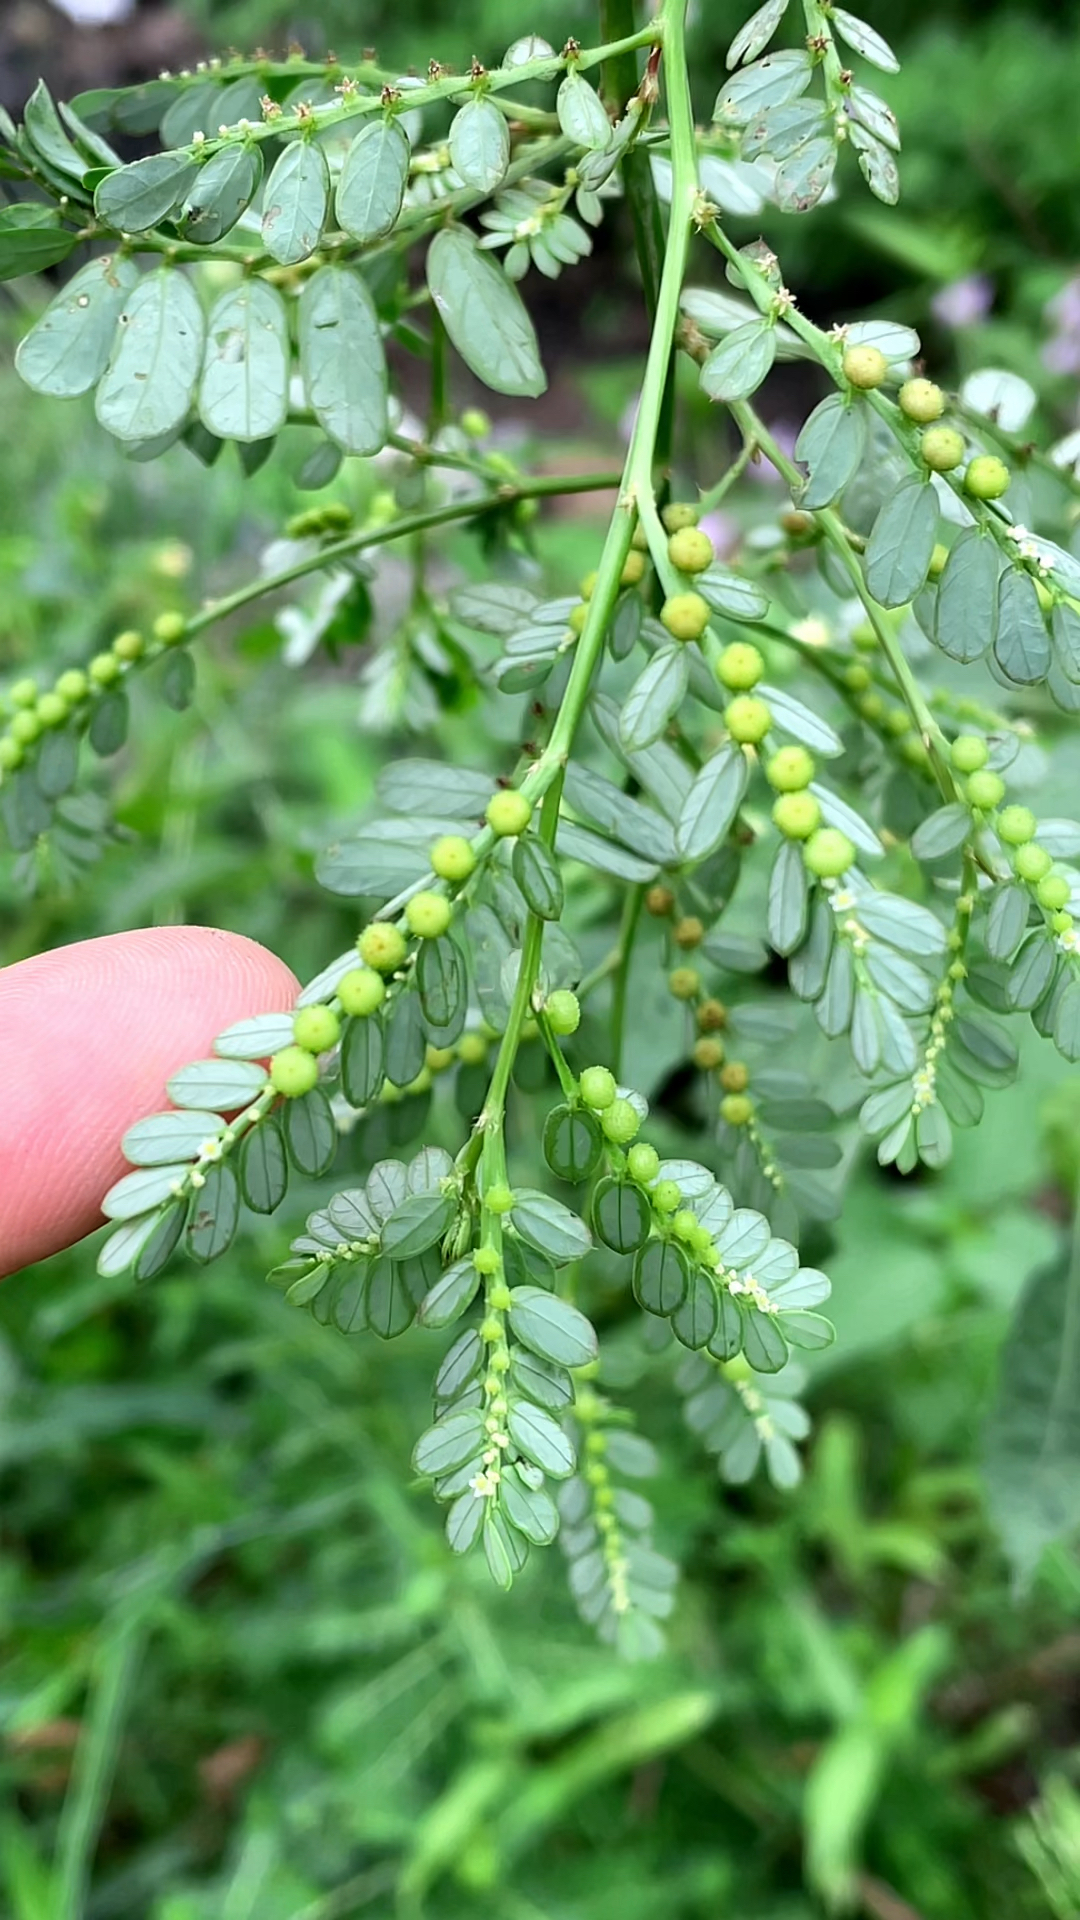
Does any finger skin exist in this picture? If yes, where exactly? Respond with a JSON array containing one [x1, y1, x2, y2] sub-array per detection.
[[0, 927, 298, 1279]]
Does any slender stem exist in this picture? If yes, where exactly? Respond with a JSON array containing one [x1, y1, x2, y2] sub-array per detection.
[[610, 883, 645, 1076], [698, 437, 756, 514], [481, 772, 566, 1141]]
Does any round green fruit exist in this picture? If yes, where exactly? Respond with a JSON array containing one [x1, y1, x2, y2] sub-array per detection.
[[461, 407, 491, 439], [667, 527, 714, 574], [580, 1065, 617, 1110], [486, 789, 532, 837], [672, 1208, 699, 1243], [662, 502, 699, 533], [458, 1032, 489, 1066], [357, 922, 408, 973], [153, 611, 186, 646], [621, 550, 647, 587], [293, 1004, 341, 1053], [1037, 873, 1071, 912], [966, 770, 1006, 811], [766, 744, 815, 792], [36, 692, 69, 729], [660, 591, 710, 643], [1013, 842, 1052, 883], [721, 1092, 753, 1126], [9, 677, 37, 709], [112, 629, 144, 662], [406, 890, 452, 939], [674, 915, 704, 949], [668, 967, 701, 1001], [474, 1246, 500, 1276], [270, 1045, 320, 1098], [997, 804, 1037, 847], [89, 652, 122, 686], [0, 737, 23, 771], [804, 827, 855, 879], [627, 1142, 660, 1184], [842, 344, 889, 389], [950, 734, 988, 774], [484, 1183, 514, 1215], [716, 641, 764, 691], [920, 427, 966, 472], [601, 1098, 641, 1144], [55, 669, 88, 704], [431, 834, 476, 883], [9, 710, 41, 746], [545, 989, 581, 1035], [720, 1061, 749, 1093], [652, 1179, 682, 1213], [725, 695, 772, 745], [964, 455, 1010, 500], [898, 377, 945, 422], [773, 792, 822, 840], [337, 967, 386, 1017], [692, 1037, 724, 1071]]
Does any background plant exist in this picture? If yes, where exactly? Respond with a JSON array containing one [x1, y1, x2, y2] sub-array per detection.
[[3, 0, 1080, 1913]]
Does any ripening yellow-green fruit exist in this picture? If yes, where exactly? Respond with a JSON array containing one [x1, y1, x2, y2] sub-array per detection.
[[898, 377, 945, 422], [842, 344, 889, 389]]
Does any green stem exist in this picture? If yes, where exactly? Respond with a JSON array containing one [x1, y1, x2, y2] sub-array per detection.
[[481, 773, 566, 1146], [610, 884, 645, 1076]]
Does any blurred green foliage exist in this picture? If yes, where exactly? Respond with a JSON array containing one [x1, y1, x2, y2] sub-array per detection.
[[4, 0, 1080, 1913]]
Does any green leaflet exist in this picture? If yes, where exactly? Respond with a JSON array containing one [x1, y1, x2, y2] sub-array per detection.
[[199, 280, 289, 443], [727, 0, 792, 70], [95, 269, 204, 445], [794, 395, 867, 509], [768, 839, 810, 955], [862, 475, 938, 607], [299, 266, 389, 456], [542, 1104, 603, 1183], [619, 645, 689, 752], [700, 322, 777, 403], [507, 1286, 598, 1368], [95, 151, 197, 231], [166, 1058, 266, 1110], [512, 835, 564, 920], [426, 228, 546, 399], [0, 213, 77, 283], [449, 98, 510, 191], [995, 568, 1051, 685], [985, 1248, 1080, 1582], [774, 137, 837, 213], [714, 49, 813, 124], [335, 116, 410, 243], [556, 73, 613, 150], [188, 1163, 240, 1264], [15, 254, 139, 397], [830, 7, 900, 72], [676, 744, 748, 862], [935, 528, 1000, 664], [177, 144, 263, 244], [262, 138, 330, 264], [239, 1121, 289, 1214]]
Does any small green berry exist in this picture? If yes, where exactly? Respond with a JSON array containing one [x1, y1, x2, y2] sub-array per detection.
[[431, 835, 476, 883], [950, 734, 988, 774], [766, 745, 815, 792], [928, 543, 949, 580], [9, 678, 38, 709], [601, 1097, 641, 1144], [9, 710, 41, 746], [844, 663, 871, 692], [545, 989, 580, 1035], [89, 652, 122, 686], [716, 642, 764, 691], [966, 770, 1006, 811], [112, 629, 144, 662], [668, 967, 701, 1001], [153, 611, 187, 646], [621, 551, 647, 587], [964, 454, 1010, 500], [0, 737, 23, 771], [773, 792, 823, 841], [692, 1037, 725, 1071], [426, 1044, 455, 1073], [997, 805, 1037, 847], [1037, 873, 1071, 912], [627, 1142, 660, 1184], [357, 922, 407, 972], [55, 669, 88, 705], [474, 1246, 500, 1276], [1051, 910, 1074, 935], [36, 692, 69, 729], [406, 890, 452, 939], [461, 407, 491, 439], [1013, 842, 1053, 883], [293, 1004, 341, 1053], [568, 602, 589, 636], [270, 1045, 320, 1097], [489, 1281, 512, 1312], [720, 1061, 750, 1093], [458, 1031, 489, 1066], [646, 884, 675, 917], [486, 789, 532, 837], [652, 1179, 682, 1214], [804, 827, 855, 879], [672, 1208, 699, 1243], [667, 527, 714, 574], [338, 967, 386, 1017], [674, 915, 704, 950], [851, 621, 877, 652], [660, 591, 710, 643], [898, 377, 945, 423], [725, 695, 772, 745], [920, 427, 966, 472], [697, 998, 727, 1032], [579, 570, 598, 600], [842, 344, 888, 389], [721, 1092, 753, 1126], [857, 692, 885, 723], [580, 1065, 617, 1110], [484, 1183, 514, 1215], [662, 502, 699, 532]]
